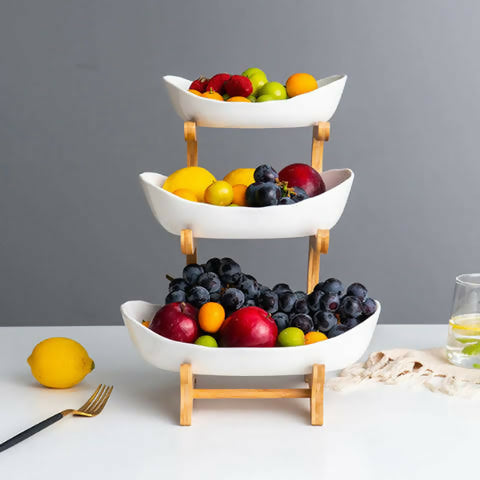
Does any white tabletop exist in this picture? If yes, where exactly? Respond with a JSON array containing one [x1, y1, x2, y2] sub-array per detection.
[[0, 324, 477, 479]]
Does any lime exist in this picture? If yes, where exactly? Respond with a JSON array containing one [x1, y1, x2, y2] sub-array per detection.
[[194, 335, 218, 348], [278, 327, 305, 347]]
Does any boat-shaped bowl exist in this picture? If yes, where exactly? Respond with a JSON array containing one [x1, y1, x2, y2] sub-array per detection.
[[163, 75, 347, 128], [140, 168, 353, 239], [121, 300, 380, 376]]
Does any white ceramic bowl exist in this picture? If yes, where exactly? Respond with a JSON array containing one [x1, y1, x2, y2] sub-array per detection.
[[140, 169, 353, 239], [121, 300, 380, 376], [163, 75, 347, 128]]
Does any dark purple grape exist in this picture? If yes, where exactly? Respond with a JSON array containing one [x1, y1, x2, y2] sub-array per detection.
[[238, 275, 259, 299], [291, 186, 308, 203], [294, 291, 308, 302], [319, 293, 340, 312], [346, 283, 368, 301], [254, 164, 278, 183], [341, 317, 359, 329], [197, 272, 221, 294], [168, 278, 188, 293], [218, 258, 242, 285], [294, 297, 309, 314], [327, 324, 348, 338], [272, 312, 289, 331], [186, 286, 210, 308], [278, 291, 296, 313], [307, 290, 323, 311], [273, 283, 291, 295], [182, 263, 204, 286], [254, 183, 281, 207], [339, 296, 363, 318], [204, 257, 221, 274], [313, 311, 337, 332], [313, 282, 325, 293], [362, 297, 377, 317], [246, 182, 263, 207], [165, 290, 186, 304], [279, 197, 295, 205], [322, 278, 344, 296], [290, 313, 314, 334], [245, 299, 256, 307], [210, 292, 221, 302], [221, 288, 245, 312], [256, 290, 278, 314]]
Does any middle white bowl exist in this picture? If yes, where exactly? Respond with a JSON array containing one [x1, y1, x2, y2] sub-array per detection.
[[140, 168, 354, 239]]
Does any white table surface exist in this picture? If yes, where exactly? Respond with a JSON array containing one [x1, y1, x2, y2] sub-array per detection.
[[0, 324, 478, 479]]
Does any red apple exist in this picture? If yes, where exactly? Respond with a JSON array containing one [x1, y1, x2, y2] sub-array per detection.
[[278, 163, 326, 197], [150, 302, 198, 343], [219, 306, 278, 347]]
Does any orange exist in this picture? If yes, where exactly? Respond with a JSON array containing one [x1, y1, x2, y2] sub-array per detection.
[[173, 188, 198, 202], [202, 89, 224, 101], [198, 302, 225, 333], [285, 73, 318, 98], [232, 184, 247, 206], [188, 89, 202, 96], [304, 331, 328, 345], [227, 96, 251, 103]]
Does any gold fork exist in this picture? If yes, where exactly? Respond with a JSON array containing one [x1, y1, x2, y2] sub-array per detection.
[[0, 384, 113, 452]]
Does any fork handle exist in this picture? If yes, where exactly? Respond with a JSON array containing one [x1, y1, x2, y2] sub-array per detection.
[[0, 411, 66, 452]]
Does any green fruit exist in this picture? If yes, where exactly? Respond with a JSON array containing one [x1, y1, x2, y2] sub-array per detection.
[[256, 94, 275, 103], [194, 335, 218, 347], [242, 68, 268, 95], [247, 95, 256, 102], [278, 327, 305, 347], [258, 81, 287, 100]]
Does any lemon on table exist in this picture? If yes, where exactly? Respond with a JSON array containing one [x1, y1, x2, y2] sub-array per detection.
[[163, 166, 216, 202], [27, 338, 95, 389], [223, 168, 255, 187]]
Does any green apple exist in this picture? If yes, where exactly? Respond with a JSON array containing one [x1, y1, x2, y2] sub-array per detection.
[[256, 94, 276, 102], [257, 81, 287, 100], [247, 95, 256, 102], [241, 67, 268, 95]]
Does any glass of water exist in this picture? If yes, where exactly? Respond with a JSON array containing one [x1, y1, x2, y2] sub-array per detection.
[[447, 273, 480, 368]]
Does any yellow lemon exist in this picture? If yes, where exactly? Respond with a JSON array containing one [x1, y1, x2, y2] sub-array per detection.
[[173, 188, 198, 202], [223, 168, 255, 187], [27, 338, 95, 389], [163, 166, 216, 202], [204, 180, 234, 206]]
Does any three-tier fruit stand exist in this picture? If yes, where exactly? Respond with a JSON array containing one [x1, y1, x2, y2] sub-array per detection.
[[121, 74, 380, 426]]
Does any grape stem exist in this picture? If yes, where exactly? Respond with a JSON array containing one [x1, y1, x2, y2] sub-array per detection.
[[166, 274, 175, 282]]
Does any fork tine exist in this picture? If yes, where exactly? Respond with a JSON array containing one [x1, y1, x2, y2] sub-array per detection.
[[78, 384, 103, 411], [84, 385, 107, 414], [90, 386, 113, 416]]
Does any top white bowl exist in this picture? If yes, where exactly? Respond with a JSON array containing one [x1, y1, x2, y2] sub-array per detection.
[[163, 74, 347, 129]]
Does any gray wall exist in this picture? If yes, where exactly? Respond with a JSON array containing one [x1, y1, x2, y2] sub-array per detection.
[[2, 0, 479, 326]]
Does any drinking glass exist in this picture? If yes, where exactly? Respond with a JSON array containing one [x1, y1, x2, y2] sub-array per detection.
[[447, 273, 480, 368]]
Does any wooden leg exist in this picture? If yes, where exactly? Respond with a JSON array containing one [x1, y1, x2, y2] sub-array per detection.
[[310, 364, 325, 426], [180, 229, 197, 265], [307, 230, 329, 293], [180, 364, 193, 426], [311, 122, 330, 172], [184, 121, 198, 167]]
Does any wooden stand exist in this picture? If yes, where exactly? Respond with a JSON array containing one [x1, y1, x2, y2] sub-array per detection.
[[180, 363, 325, 426], [178, 121, 331, 426]]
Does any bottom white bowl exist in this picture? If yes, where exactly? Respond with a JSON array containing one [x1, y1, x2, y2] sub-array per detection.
[[121, 300, 380, 376]]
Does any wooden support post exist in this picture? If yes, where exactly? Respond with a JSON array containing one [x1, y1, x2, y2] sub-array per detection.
[[307, 122, 330, 291], [178, 364, 325, 426], [180, 364, 194, 426], [180, 229, 197, 265], [307, 229, 329, 293], [184, 121, 198, 167]]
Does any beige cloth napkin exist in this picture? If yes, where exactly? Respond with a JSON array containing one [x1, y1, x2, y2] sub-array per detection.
[[327, 348, 480, 396]]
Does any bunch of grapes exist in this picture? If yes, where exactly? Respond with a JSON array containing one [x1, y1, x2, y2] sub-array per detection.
[[245, 165, 309, 207], [165, 257, 377, 339]]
